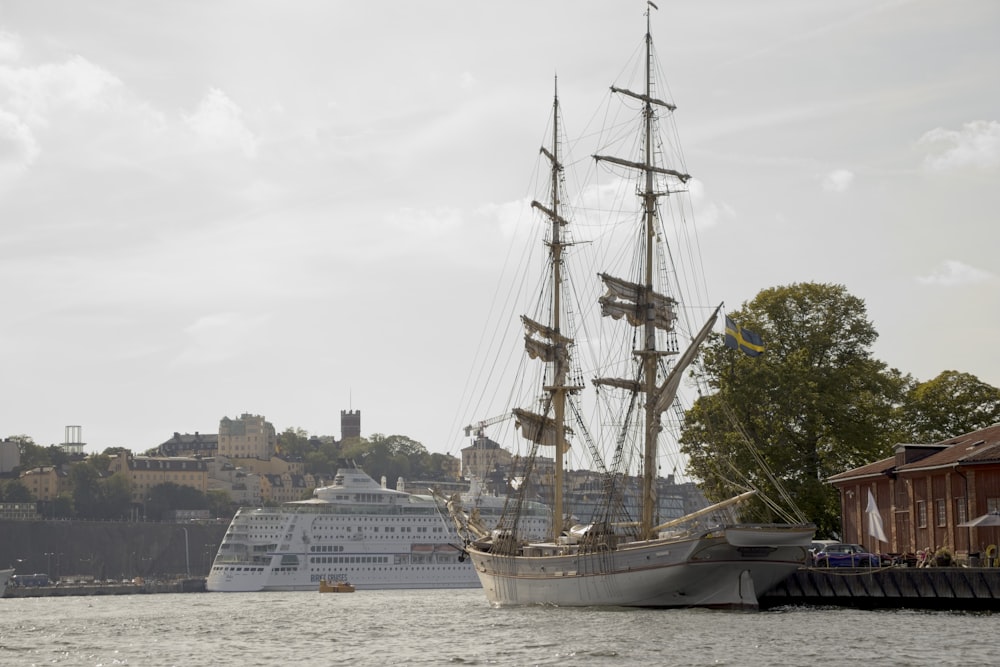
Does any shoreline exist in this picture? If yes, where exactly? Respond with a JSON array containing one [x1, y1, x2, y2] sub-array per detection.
[[3, 577, 206, 598]]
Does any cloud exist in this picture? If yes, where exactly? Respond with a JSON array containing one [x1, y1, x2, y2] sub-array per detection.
[[173, 312, 271, 365], [822, 169, 854, 192], [0, 107, 38, 184], [687, 178, 735, 228], [0, 55, 124, 127], [182, 88, 258, 158], [0, 30, 21, 62], [478, 196, 534, 241], [388, 206, 462, 236], [916, 260, 995, 287], [460, 71, 478, 89], [918, 120, 1000, 171]]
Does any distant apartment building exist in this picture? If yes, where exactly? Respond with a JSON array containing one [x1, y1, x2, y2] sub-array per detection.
[[19, 466, 66, 502], [109, 451, 209, 504], [0, 438, 22, 473], [261, 472, 317, 504], [208, 462, 262, 506], [158, 431, 218, 458], [461, 436, 513, 481], [218, 413, 276, 460]]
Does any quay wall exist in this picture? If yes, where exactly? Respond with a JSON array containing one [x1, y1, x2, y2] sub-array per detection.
[[0, 519, 227, 582], [761, 567, 1000, 611], [4, 578, 207, 597]]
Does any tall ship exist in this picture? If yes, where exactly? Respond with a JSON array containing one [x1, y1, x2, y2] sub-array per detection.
[[205, 467, 549, 592], [447, 7, 814, 608]]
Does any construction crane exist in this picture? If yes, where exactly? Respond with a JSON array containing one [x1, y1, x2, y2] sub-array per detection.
[[462, 412, 513, 439]]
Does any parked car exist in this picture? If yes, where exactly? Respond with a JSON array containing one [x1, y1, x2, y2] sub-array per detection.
[[807, 539, 841, 565], [813, 543, 880, 567]]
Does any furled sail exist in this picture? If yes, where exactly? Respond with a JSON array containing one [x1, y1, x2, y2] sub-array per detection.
[[522, 315, 572, 362], [512, 408, 572, 451], [598, 273, 677, 330], [592, 377, 641, 392]]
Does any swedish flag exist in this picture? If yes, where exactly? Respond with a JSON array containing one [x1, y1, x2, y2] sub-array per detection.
[[725, 316, 765, 357]]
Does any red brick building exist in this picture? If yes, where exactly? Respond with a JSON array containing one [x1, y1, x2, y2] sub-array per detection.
[[829, 423, 1000, 562]]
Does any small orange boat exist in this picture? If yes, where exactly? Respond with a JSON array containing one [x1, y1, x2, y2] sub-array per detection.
[[319, 578, 356, 593]]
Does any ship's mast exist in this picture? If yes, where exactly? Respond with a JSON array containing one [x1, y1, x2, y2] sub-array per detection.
[[529, 79, 572, 540], [639, 11, 659, 540], [548, 80, 566, 540], [595, 9, 687, 540]]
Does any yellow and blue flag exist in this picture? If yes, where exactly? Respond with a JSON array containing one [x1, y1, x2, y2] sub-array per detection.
[[724, 316, 764, 357]]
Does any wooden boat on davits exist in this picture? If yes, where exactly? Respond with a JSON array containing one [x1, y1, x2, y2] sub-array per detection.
[[447, 6, 814, 609]]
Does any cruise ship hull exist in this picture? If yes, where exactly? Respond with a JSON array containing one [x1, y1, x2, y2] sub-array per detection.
[[207, 561, 479, 592], [206, 468, 550, 592]]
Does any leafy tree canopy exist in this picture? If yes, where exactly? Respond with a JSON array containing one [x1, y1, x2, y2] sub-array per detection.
[[898, 370, 1000, 443], [145, 482, 209, 521], [680, 282, 909, 536], [1, 479, 34, 502]]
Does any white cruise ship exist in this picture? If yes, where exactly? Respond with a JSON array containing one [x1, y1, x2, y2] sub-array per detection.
[[206, 467, 549, 592]]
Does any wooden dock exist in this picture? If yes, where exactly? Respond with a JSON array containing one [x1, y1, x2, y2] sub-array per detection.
[[760, 567, 1000, 611]]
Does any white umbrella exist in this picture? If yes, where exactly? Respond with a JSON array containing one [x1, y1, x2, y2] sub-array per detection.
[[958, 511, 1000, 528]]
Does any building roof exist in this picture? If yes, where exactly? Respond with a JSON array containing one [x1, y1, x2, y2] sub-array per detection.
[[827, 456, 895, 483], [829, 422, 1000, 483], [160, 432, 218, 447], [897, 423, 1000, 472]]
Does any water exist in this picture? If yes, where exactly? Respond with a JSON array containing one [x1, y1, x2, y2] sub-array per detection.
[[1, 589, 994, 666]]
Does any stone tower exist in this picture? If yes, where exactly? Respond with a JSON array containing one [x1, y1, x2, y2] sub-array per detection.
[[340, 410, 361, 440]]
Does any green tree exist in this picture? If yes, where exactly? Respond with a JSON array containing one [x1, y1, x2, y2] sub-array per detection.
[[99, 473, 134, 520], [45, 445, 70, 467], [341, 434, 432, 484], [9, 436, 49, 471], [277, 427, 312, 458], [680, 282, 908, 537], [897, 370, 1000, 443], [206, 489, 236, 520], [145, 482, 208, 521], [1, 479, 34, 502], [69, 461, 104, 518], [51, 492, 75, 518], [90, 452, 113, 474]]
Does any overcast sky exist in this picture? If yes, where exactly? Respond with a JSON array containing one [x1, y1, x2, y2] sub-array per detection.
[[2, 0, 998, 458]]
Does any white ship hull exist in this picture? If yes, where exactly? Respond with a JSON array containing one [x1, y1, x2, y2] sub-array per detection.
[[467, 526, 812, 608], [206, 468, 549, 592], [207, 555, 479, 592]]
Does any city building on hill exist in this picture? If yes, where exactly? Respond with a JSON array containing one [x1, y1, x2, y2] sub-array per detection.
[[19, 466, 67, 502], [461, 435, 512, 481], [219, 453, 305, 476], [0, 438, 22, 474], [207, 460, 261, 506], [261, 472, 318, 504], [157, 431, 218, 458], [108, 451, 209, 504], [218, 413, 276, 460]]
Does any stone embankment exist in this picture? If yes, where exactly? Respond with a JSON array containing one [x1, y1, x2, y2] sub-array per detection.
[[760, 566, 1000, 611], [4, 577, 206, 597]]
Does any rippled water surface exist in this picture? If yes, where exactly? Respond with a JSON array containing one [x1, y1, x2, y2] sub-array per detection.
[[1, 589, 994, 666]]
